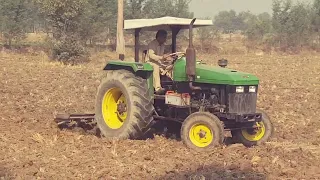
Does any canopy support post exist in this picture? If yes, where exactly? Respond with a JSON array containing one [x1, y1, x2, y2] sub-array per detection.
[[135, 28, 141, 62], [171, 26, 181, 53]]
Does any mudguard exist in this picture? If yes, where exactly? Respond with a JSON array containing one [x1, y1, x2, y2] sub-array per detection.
[[103, 60, 154, 96], [104, 60, 153, 72]]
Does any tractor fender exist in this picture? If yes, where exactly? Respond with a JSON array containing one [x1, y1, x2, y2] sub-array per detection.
[[103, 60, 153, 79], [103, 61, 155, 96]]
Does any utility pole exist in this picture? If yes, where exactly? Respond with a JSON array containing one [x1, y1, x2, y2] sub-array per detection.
[[116, 0, 125, 60]]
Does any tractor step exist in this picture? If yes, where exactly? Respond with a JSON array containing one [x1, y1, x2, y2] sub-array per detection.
[[54, 113, 95, 123], [154, 95, 165, 100]]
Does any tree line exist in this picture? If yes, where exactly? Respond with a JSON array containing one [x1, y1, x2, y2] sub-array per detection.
[[0, 0, 193, 61], [0, 0, 319, 61], [212, 0, 320, 53]]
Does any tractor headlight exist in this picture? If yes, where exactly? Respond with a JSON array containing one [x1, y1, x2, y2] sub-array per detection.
[[236, 86, 244, 93], [249, 86, 256, 93]]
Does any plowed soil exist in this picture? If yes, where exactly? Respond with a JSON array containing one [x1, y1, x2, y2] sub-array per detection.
[[0, 50, 319, 180]]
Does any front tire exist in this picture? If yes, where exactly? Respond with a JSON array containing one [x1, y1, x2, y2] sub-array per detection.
[[181, 112, 224, 151], [231, 109, 273, 147], [95, 70, 154, 140]]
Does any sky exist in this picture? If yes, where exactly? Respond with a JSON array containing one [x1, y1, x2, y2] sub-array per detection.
[[190, 0, 314, 18]]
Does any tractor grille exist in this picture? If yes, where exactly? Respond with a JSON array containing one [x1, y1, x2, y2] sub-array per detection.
[[228, 93, 257, 114]]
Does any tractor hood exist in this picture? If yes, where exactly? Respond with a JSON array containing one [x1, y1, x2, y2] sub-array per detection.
[[173, 58, 259, 85]]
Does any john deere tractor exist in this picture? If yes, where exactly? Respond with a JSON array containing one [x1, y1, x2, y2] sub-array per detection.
[[93, 17, 273, 151]]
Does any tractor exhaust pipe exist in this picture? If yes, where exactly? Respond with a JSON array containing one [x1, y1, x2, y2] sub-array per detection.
[[186, 18, 196, 78], [186, 18, 201, 90]]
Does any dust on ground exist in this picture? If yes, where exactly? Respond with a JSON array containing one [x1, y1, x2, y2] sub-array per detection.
[[0, 50, 319, 179]]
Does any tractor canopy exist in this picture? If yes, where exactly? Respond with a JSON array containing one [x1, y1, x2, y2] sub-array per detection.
[[124, 16, 213, 31], [122, 16, 214, 63]]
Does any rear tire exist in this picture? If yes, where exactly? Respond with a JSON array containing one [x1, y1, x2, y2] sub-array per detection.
[[181, 112, 224, 151], [231, 109, 273, 147], [95, 69, 154, 140]]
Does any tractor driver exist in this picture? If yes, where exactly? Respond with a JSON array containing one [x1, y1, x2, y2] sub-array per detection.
[[146, 29, 174, 94]]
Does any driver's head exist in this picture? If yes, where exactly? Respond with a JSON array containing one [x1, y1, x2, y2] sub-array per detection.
[[156, 30, 167, 45]]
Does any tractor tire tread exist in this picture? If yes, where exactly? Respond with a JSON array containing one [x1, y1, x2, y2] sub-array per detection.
[[181, 112, 224, 152], [231, 109, 274, 147], [95, 69, 154, 140]]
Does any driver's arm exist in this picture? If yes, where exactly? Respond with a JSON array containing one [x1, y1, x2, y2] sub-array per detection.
[[148, 49, 164, 62]]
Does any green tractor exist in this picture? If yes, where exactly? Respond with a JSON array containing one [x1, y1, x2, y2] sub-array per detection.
[[93, 17, 273, 151]]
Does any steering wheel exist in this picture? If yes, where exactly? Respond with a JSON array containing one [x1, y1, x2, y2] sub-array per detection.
[[167, 52, 186, 59]]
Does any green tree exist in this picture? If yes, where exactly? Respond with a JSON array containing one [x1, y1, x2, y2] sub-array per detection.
[[245, 12, 272, 42], [34, 0, 89, 62], [288, 2, 312, 48], [125, 0, 147, 19], [241, 12, 272, 52], [0, 0, 34, 47], [272, 0, 312, 50], [272, 0, 290, 49], [142, 0, 193, 18], [312, 0, 320, 29], [79, 0, 117, 45], [214, 10, 237, 33], [213, 10, 246, 41], [311, 0, 320, 48], [196, 17, 219, 52], [237, 11, 254, 31]]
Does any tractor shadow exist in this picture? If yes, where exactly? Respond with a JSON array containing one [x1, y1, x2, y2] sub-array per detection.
[[140, 120, 183, 140], [155, 164, 267, 180], [56, 119, 236, 146]]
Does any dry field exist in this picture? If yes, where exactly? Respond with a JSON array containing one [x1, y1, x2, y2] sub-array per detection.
[[0, 49, 320, 180]]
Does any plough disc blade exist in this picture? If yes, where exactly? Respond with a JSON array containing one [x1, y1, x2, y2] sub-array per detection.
[[54, 113, 95, 123]]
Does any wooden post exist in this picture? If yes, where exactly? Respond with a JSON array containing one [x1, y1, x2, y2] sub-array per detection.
[[116, 0, 125, 60]]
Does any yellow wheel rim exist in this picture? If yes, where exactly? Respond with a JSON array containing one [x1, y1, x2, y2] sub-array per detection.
[[102, 87, 127, 129], [241, 122, 266, 141], [189, 124, 213, 148]]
